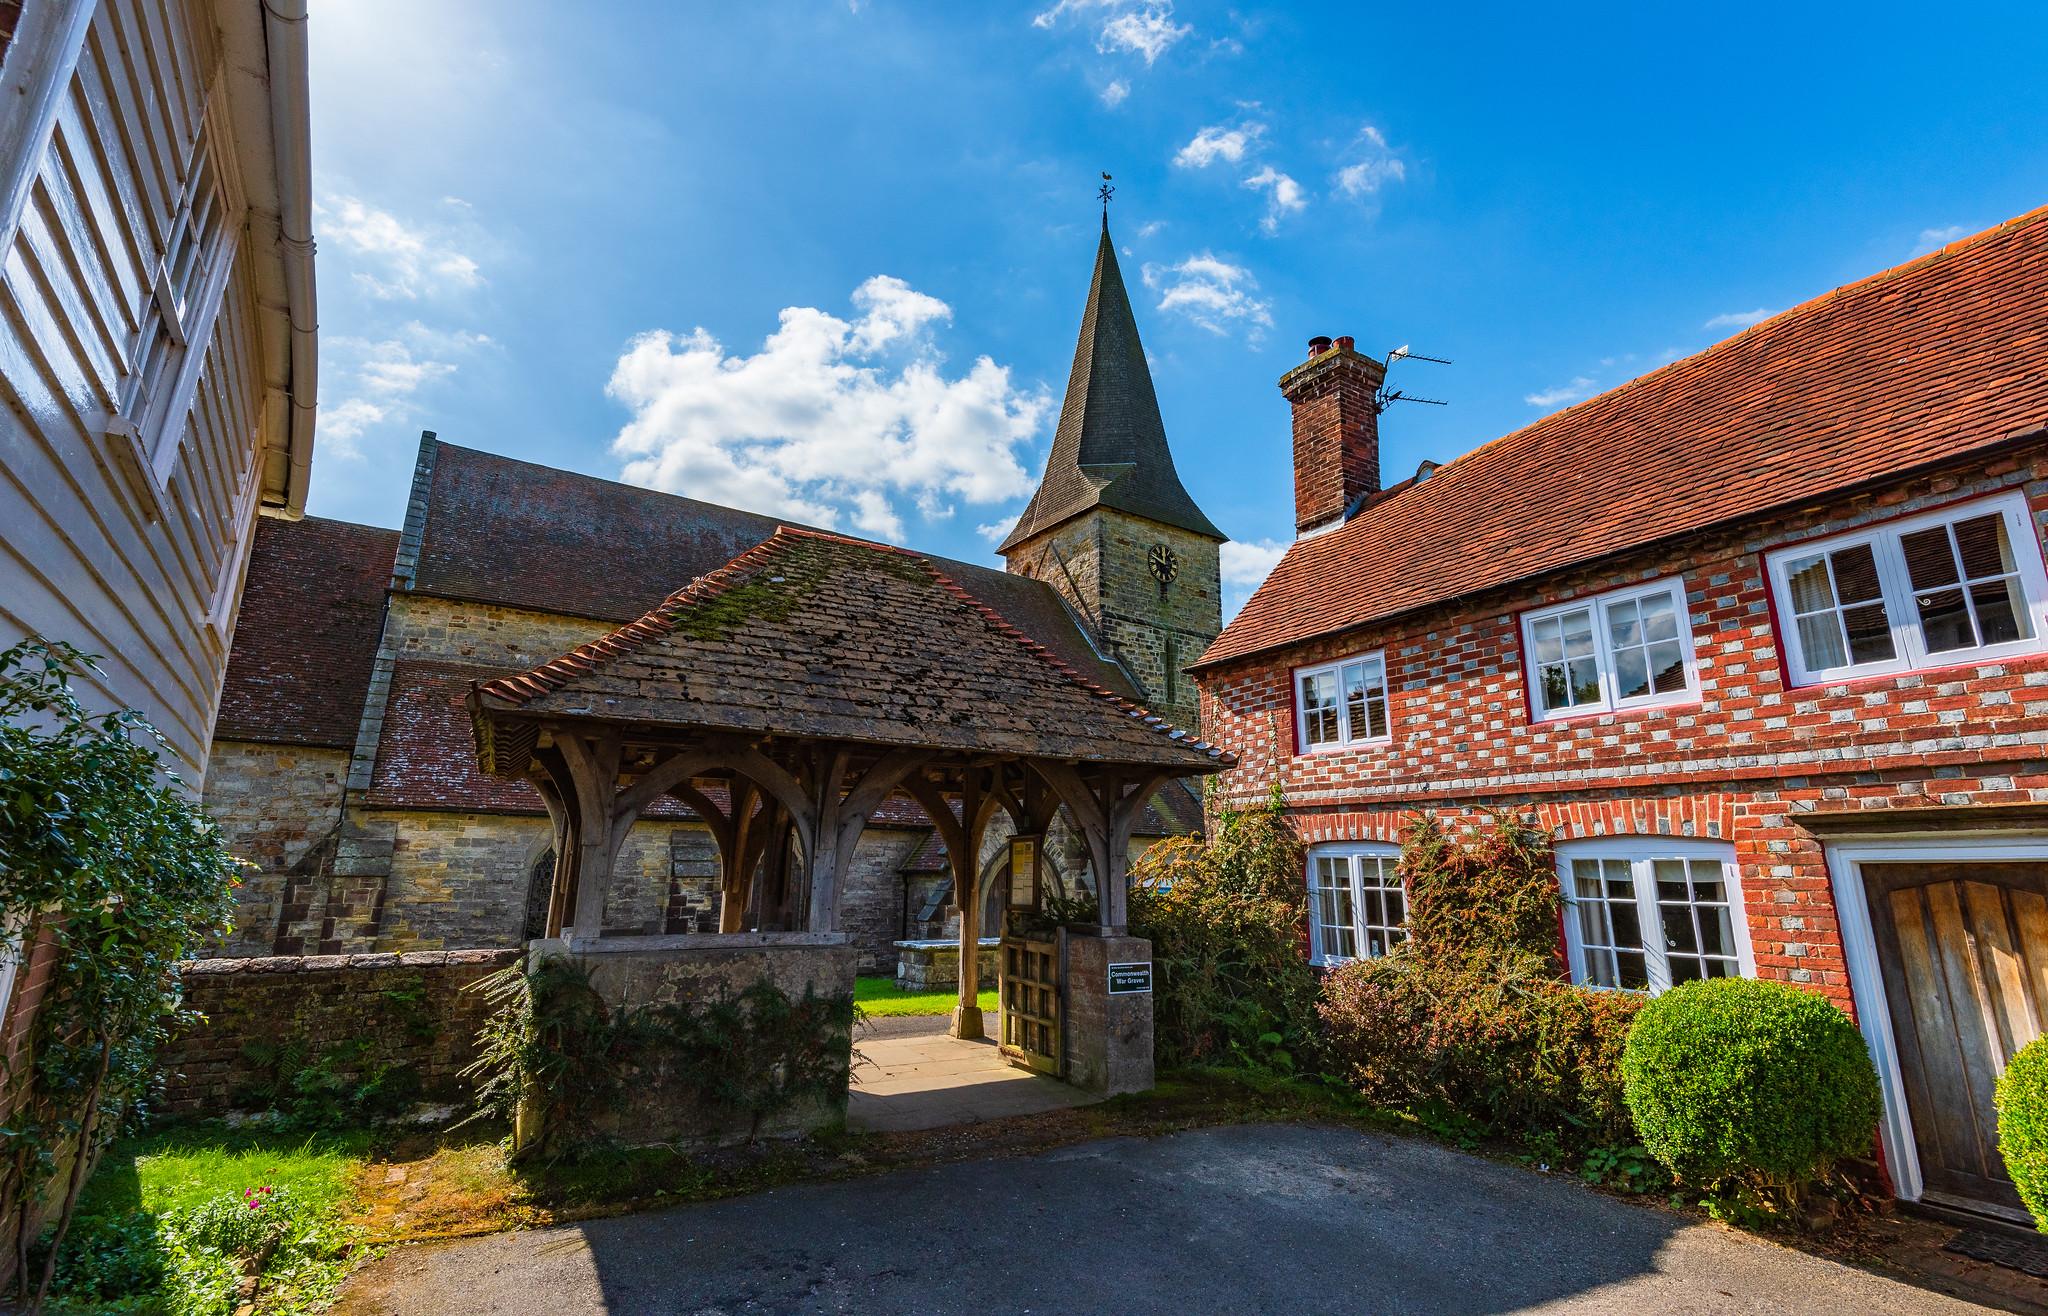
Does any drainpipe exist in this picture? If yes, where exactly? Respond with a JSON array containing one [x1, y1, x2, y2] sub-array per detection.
[[262, 0, 317, 518]]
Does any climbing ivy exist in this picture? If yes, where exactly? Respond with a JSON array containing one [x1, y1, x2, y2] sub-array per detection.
[[465, 956, 857, 1160], [0, 638, 239, 1306]]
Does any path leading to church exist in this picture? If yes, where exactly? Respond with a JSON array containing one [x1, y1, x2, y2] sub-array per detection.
[[335, 1123, 1994, 1314], [846, 1013, 1098, 1133]]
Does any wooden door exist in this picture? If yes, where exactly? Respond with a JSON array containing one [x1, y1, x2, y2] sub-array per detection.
[[1865, 862, 2048, 1220], [999, 935, 1061, 1076]]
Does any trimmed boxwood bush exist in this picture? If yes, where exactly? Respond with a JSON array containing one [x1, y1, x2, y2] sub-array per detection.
[[1622, 977, 1880, 1190], [1996, 1037, 2048, 1231]]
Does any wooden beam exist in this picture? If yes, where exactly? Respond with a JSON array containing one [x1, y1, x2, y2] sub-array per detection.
[[555, 729, 624, 937]]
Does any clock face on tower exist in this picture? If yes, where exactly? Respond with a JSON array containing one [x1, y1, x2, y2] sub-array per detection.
[[1148, 542, 1179, 586]]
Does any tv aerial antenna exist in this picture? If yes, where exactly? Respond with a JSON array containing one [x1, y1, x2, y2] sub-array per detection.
[[1375, 343, 1452, 416]]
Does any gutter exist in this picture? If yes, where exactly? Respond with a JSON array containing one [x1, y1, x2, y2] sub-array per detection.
[[262, 0, 317, 517]]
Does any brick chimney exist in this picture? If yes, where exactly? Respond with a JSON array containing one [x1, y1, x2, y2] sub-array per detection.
[[1280, 334, 1386, 535]]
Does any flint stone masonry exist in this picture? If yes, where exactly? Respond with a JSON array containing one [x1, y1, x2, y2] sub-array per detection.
[[157, 949, 521, 1117]]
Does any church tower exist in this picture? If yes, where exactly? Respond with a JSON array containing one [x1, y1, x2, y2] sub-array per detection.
[[1000, 218, 1225, 732]]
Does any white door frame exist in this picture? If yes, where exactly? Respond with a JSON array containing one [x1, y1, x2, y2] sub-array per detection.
[[1824, 831, 2048, 1204]]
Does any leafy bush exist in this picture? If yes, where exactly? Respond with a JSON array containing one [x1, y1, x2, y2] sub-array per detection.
[[1996, 1037, 2048, 1231], [234, 1038, 424, 1128], [0, 638, 241, 1304], [176, 1184, 298, 1258], [1621, 977, 1880, 1192], [1317, 812, 1644, 1150], [1128, 790, 1320, 1070]]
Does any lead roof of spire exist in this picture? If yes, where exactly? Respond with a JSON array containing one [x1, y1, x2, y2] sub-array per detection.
[[998, 219, 1224, 553]]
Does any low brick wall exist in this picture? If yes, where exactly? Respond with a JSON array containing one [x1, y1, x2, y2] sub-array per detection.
[[158, 949, 522, 1117]]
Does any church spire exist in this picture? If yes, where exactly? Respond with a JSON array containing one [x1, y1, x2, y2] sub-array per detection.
[[997, 218, 1223, 554]]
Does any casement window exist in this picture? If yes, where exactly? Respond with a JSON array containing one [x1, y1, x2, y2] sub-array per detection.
[[1306, 844, 1406, 966], [106, 123, 234, 511], [1766, 491, 2048, 685], [1520, 577, 1699, 721], [1295, 651, 1391, 752], [1556, 839, 1751, 993]]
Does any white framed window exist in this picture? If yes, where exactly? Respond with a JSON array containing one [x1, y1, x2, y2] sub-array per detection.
[[1766, 491, 2048, 686], [1520, 576, 1699, 721], [105, 118, 236, 515], [1306, 844, 1406, 966], [1556, 838, 1752, 993], [1294, 651, 1391, 752]]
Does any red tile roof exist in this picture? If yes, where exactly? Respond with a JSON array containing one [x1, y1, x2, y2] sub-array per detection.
[[473, 527, 1230, 772], [214, 517, 398, 747], [1200, 206, 2048, 669]]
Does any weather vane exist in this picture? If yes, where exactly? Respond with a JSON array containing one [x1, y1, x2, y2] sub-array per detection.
[[1099, 172, 1114, 216]]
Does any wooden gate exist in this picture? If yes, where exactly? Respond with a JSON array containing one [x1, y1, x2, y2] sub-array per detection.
[[1865, 862, 2048, 1220], [999, 935, 1061, 1076]]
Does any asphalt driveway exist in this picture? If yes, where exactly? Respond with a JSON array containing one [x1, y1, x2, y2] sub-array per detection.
[[338, 1123, 1995, 1314]]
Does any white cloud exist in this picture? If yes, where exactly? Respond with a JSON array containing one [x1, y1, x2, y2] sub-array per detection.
[[1136, 219, 1165, 238], [1220, 537, 1288, 618], [1243, 166, 1305, 233], [320, 195, 482, 301], [1098, 6, 1190, 63], [1333, 124, 1407, 204], [1524, 376, 1596, 408], [1033, 0, 1190, 67], [1702, 307, 1777, 331], [1174, 121, 1262, 169], [1911, 224, 1968, 257], [976, 519, 1014, 545], [1141, 253, 1272, 338], [607, 276, 1052, 540], [1100, 78, 1130, 107], [315, 325, 487, 460]]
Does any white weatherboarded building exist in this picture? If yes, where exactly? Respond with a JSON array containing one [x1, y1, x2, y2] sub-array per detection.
[[0, 0, 317, 784]]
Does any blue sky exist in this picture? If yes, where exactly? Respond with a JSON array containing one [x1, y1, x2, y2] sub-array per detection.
[[305, 2, 2048, 617]]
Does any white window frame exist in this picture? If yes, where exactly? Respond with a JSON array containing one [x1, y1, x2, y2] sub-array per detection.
[[105, 97, 240, 521], [1519, 576, 1700, 722], [1555, 837, 1753, 993], [1293, 650, 1393, 753], [1306, 843, 1406, 967], [1765, 490, 2048, 687]]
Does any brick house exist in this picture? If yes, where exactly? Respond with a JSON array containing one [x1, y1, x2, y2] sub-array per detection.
[[205, 219, 1217, 973], [1193, 206, 2048, 1223]]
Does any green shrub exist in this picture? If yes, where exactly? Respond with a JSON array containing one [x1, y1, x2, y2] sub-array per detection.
[[1320, 942, 1645, 1147], [1996, 1037, 2048, 1231], [1129, 791, 1320, 1071], [1622, 977, 1880, 1191], [1316, 812, 1638, 1150]]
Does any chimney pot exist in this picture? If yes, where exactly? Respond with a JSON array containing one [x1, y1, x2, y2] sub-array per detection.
[[1333, 335, 1355, 354], [1307, 335, 1333, 357]]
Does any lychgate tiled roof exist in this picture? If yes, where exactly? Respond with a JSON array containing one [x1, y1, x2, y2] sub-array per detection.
[[411, 440, 1137, 697], [215, 516, 398, 747], [999, 221, 1223, 552], [473, 527, 1231, 772], [1201, 205, 2048, 669], [368, 660, 936, 825]]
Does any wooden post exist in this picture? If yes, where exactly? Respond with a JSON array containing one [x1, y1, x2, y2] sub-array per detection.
[[903, 769, 996, 1039], [556, 732, 624, 938]]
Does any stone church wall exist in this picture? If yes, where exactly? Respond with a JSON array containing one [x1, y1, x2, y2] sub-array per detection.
[[837, 826, 926, 973], [207, 742, 352, 956]]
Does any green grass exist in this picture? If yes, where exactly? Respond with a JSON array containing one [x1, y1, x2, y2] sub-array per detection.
[[51, 1123, 375, 1315], [854, 975, 997, 1018]]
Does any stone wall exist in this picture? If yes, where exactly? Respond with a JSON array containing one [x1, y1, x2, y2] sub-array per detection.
[[838, 826, 925, 973], [525, 934, 857, 1147], [205, 742, 351, 956], [157, 949, 522, 1117]]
